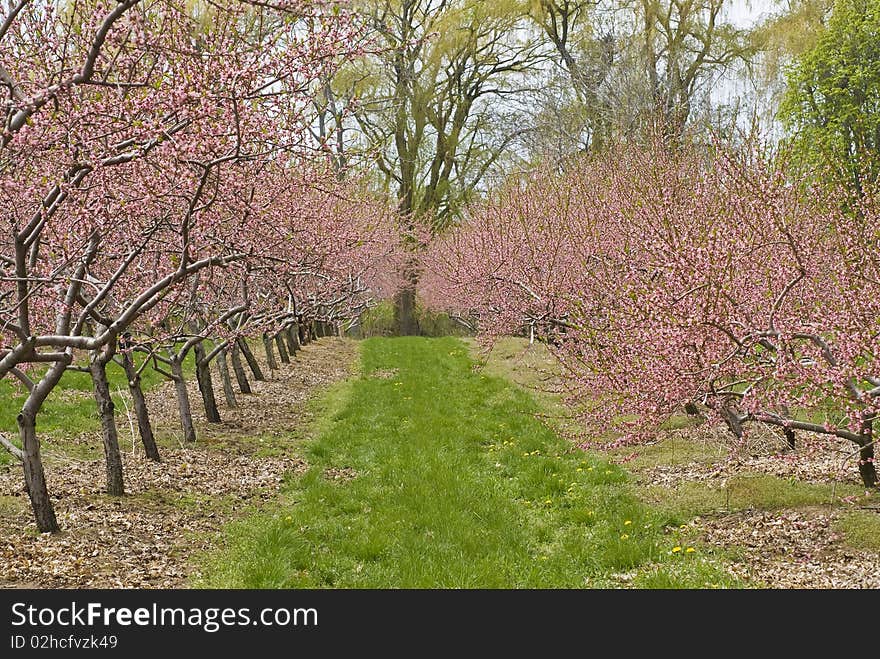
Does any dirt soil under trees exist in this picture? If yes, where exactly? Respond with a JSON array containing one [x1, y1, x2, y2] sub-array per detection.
[[0, 337, 360, 588], [2, 335, 878, 589], [474, 337, 880, 589], [636, 425, 880, 589]]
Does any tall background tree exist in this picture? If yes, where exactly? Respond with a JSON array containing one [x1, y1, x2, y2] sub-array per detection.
[[330, 0, 541, 334], [524, 0, 754, 164], [778, 0, 880, 202]]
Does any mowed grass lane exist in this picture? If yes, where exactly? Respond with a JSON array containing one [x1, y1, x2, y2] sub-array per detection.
[[196, 337, 736, 588]]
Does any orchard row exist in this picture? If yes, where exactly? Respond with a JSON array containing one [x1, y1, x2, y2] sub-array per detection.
[[1, 1, 402, 531], [423, 144, 880, 489]]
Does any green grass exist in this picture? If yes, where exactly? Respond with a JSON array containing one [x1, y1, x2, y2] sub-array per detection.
[[833, 510, 880, 551], [465, 336, 586, 438], [608, 436, 725, 471], [195, 337, 738, 588], [639, 475, 867, 524]]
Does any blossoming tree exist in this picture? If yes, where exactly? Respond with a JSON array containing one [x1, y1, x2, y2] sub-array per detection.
[[424, 144, 880, 488]]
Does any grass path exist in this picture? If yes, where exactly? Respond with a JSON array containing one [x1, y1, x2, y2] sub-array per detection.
[[196, 337, 737, 588]]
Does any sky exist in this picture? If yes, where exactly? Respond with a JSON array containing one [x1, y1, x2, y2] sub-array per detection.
[[711, 1, 792, 138], [723, 0, 782, 27]]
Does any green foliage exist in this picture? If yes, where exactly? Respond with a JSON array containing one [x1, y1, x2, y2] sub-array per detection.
[[333, 0, 538, 224], [196, 337, 737, 588], [353, 301, 472, 338], [752, 0, 832, 66], [350, 301, 396, 337], [779, 0, 880, 198]]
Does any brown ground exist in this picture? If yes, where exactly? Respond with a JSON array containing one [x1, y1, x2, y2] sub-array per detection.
[[634, 426, 880, 589], [475, 337, 880, 589], [0, 337, 359, 588], [2, 335, 877, 589]]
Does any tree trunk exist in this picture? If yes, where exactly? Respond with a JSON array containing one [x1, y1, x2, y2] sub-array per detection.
[[857, 416, 878, 488], [230, 341, 251, 394], [784, 428, 796, 450], [779, 406, 796, 450], [171, 358, 197, 442], [298, 321, 308, 345], [17, 358, 68, 532], [237, 337, 265, 381], [193, 342, 221, 423], [289, 323, 301, 352], [719, 403, 744, 439], [120, 351, 160, 462], [394, 285, 420, 336], [89, 357, 124, 496], [216, 348, 237, 407], [263, 333, 278, 370], [274, 331, 289, 364], [19, 409, 58, 533]]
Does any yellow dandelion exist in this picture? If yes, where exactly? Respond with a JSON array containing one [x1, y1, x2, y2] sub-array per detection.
[[686, 547, 696, 553], [620, 534, 630, 540], [671, 546, 682, 553], [624, 520, 632, 526]]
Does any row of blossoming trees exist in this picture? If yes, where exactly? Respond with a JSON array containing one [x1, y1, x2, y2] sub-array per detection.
[[1, 0, 401, 531], [423, 144, 880, 489]]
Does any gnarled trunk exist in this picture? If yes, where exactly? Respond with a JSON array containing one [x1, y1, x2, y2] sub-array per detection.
[[237, 337, 265, 381], [394, 285, 420, 336], [394, 255, 421, 336], [216, 347, 237, 408], [120, 350, 160, 462], [263, 333, 278, 370], [171, 358, 197, 442], [287, 323, 300, 354], [857, 415, 878, 488], [193, 341, 221, 423], [17, 358, 69, 532], [275, 331, 289, 364], [89, 356, 124, 496], [19, 409, 58, 533], [230, 341, 251, 394]]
